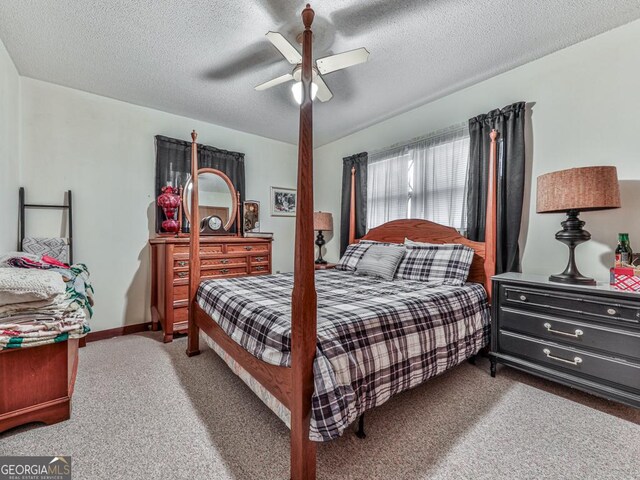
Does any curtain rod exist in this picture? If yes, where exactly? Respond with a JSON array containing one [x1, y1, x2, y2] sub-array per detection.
[[369, 121, 469, 159]]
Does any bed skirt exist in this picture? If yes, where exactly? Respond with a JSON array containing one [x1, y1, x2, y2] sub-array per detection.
[[200, 331, 291, 429]]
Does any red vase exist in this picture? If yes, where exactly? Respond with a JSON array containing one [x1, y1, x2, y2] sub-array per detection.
[[157, 185, 181, 233]]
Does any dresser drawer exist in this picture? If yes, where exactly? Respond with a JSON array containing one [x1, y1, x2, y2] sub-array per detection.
[[502, 285, 640, 325], [173, 284, 188, 303], [250, 253, 270, 264], [499, 331, 640, 391], [173, 245, 224, 255], [227, 243, 269, 254], [200, 256, 247, 268], [250, 264, 270, 274], [500, 308, 640, 361], [173, 306, 189, 329], [201, 266, 248, 278]]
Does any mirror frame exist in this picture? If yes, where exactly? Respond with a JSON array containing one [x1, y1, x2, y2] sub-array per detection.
[[183, 168, 238, 232]]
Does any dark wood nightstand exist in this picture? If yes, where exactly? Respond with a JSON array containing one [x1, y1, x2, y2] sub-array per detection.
[[491, 272, 640, 408], [315, 263, 336, 270]]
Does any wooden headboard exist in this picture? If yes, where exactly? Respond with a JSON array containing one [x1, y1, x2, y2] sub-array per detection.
[[361, 219, 489, 291]]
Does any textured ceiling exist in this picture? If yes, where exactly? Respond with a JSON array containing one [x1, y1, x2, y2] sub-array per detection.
[[1, 1, 639, 146]]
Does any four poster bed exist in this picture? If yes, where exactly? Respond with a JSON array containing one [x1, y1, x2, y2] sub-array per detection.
[[185, 4, 498, 479]]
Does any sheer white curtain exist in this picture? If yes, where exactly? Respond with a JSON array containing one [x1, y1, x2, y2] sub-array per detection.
[[366, 147, 409, 229], [410, 126, 470, 231], [366, 123, 470, 231]]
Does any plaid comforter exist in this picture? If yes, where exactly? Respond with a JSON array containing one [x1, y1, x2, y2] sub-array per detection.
[[197, 270, 490, 441]]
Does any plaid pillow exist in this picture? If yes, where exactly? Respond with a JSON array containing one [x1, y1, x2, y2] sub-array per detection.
[[395, 244, 475, 285], [335, 242, 372, 272]]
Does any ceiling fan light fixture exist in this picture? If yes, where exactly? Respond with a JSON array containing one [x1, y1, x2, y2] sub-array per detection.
[[291, 81, 318, 104]]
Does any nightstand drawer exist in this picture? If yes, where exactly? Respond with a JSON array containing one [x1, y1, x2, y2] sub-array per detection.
[[500, 308, 640, 361], [499, 331, 640, 391], [503, 285, 640, 325]]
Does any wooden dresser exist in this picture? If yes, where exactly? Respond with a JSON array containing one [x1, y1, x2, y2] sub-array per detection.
[[149, 236, 272, 342], [491, 273, 640, 408]]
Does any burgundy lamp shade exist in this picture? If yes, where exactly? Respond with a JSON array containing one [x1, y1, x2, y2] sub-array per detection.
[[536, 166, 621, 213], [313, 211, 333, 231]]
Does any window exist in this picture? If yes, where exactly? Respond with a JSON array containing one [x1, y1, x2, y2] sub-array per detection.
[[366, 124, 470, 232]]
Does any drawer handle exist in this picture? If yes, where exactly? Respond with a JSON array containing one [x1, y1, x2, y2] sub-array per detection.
[[220, 259, 230, 264], [543, 322, 584, 338], [606, 308, 617, 316], [177, 260, 187, 267], [244, 246, 253, 251], [255, 266, 265, 271], [177, 272, 188, 278], [518, 294, 527, 301], [255, 256, 264, 262], [543, 348, 582, 366], [220, 268, 229, 274]]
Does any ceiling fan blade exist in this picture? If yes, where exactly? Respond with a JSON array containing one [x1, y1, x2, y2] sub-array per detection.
[[255, 73, 294, 91], [316, 48, 370, 75], [266, 31, 302, 65], [314, 75, 333, 102]]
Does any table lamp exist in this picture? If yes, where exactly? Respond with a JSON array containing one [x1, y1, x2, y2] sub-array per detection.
[[313, 211, 333, 264], [536, 166, 621, 285]]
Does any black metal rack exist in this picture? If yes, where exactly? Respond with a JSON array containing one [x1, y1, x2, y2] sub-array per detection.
[[18, 187, 73, 264]]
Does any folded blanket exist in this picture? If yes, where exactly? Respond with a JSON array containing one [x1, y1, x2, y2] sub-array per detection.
[[0, 258, 93, 350], [0, 268, 66, 306], [22, 237, 69, 264]]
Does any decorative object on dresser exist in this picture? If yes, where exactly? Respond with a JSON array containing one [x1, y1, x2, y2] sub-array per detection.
[[491, 273, 640, 408], [149, 236, 272, 343], [243, 200, 260, 232], [156, 184, 181, 234], [270, 187, 297, 216], [183, 168, 240, 235], [313, 211, 333, 264], [536, 166, 621, 285]]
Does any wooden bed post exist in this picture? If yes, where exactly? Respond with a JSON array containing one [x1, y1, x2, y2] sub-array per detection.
[[186, 130, 201, 357], [348, 166, 357, 245], [483, 129, 498, 301], [290, 4, 318, 480]]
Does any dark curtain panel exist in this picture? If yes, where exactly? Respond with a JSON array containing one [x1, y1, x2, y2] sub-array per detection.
[[155, 135, 246, 234], [340, 152, 368, 256], [466, 102, 526, 273]]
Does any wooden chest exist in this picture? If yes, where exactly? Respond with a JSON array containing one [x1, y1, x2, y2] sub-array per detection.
[[149, 236, 273, 342], [491, 272, 640, 408]]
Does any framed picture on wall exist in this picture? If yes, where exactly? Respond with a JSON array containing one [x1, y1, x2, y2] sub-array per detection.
[[243, 200, 260, 232], [271, 187, 297, 217]]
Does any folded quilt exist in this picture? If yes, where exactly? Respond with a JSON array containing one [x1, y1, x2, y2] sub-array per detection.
[[0, 258, 93, 350]]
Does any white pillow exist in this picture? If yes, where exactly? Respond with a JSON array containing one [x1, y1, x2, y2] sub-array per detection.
[[0, 269, 66, 305]]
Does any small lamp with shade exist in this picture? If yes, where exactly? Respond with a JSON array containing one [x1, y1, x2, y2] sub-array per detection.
[[536, 166, 621, 285], [313, 211, 333, 264]]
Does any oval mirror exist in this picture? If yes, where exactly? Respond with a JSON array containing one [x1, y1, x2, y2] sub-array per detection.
[[183, 168, 237, 233]]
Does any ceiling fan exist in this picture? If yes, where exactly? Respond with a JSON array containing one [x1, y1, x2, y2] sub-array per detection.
[[255, 31, 369, 103]]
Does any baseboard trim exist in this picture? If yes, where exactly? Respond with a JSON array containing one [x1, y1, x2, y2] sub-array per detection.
[[84, 322, 152, 344]]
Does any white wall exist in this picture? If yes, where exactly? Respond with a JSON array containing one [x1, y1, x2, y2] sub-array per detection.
[[0, 38, 20, 252], [315, 19, 640, 282], [20, 78, 297, 332]]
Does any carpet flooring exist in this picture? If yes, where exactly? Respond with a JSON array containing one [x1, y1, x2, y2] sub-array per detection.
[[1, 332, 639, 479]]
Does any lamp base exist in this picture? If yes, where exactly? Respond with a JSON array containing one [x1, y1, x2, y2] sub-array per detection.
[[549, 273, 596, 286], [315, 230, 327, 265], [548, 209, 596, 286]]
